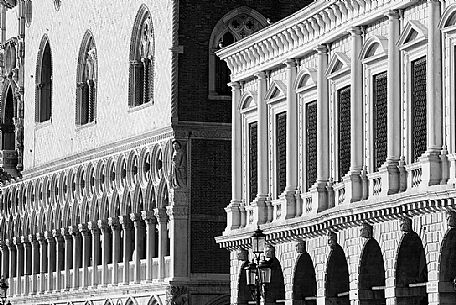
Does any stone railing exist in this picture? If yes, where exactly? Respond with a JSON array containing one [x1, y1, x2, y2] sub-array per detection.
[[368, 171, 383, 197], [406, 162, 422, 189], [217, 0, 414, 80], [333, 182, 346, 206], [300, 192, 313, 215]]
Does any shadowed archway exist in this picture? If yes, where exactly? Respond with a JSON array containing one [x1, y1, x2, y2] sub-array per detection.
[[439, 228, 456, 304], [326, 244, 349, 305], [359, 239, 386, 305], [292, 252, 317, 305]]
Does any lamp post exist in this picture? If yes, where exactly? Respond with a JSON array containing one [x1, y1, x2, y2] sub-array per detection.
[[245, 227, 271, 305], [0, 277, 10, 305]]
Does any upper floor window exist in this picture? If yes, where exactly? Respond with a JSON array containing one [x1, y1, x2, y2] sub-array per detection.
[[35, 36, 52, 123], [76, 31, 97, 126], [209, 7, 268, 98], [128, 5, 154, 107]]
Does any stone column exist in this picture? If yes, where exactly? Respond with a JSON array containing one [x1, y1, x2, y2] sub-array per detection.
[[29, 235, 39, 295], [98, 220, 109, 287], [311, 44, 330, 212], [0, 241, 8, 278], [68, 226, 81, 290], [252, 71, 268, 225], [6, 240, 16, 296], [14, 237, 23, 295], [45, 231, 56, 292], [155, 208, 168, 280], [130, 213, 144, 284], [88, 221, 100, 288], [61, 228, 72, 291], [225, 81, 242, 231], [280, 59, 298, 219], [53, 230, 64, 291], [142, 211, 156, 282], [166, 205, 189, 281], [119, 215, 133, 285], [36, 233, 47, 294], [22, 236, 31, 295], [108, 217, 121, 286], [420, 0, 443, 186], [343, 27, 363, 203], [78, 224, 90, 289]]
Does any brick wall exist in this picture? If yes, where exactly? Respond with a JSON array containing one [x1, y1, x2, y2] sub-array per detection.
[[177, 0, 313, 123]]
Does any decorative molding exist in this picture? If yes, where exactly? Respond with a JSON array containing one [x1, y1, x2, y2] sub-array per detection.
[[295, 240, 306, 254], [325, 52, 350, 78], [265, 245, 275, 259], [166, 285, 188, 305], [327, 231, 337, 248], [447, 211, 456, 228], [360, 223, 373, 239], [397, 20, 428, 51], [236, 248, 248, 261], [400, 217, 412, 233]]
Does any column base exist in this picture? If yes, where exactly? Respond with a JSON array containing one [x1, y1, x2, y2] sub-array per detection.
[[278, 190, 296, 220], [309, 182, 328, 213], [249, 195, 268, 226], [419, 151, 442, 187], [446, 153, 456, 186], [342, 171, 363, 204], [370, 161, 400, 196], [224, 200, 241, 231]]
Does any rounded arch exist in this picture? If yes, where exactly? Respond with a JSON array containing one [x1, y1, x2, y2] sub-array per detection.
[[440, 4, 456, 29], [205, 295, 230, 305], [358, 238, 386, 305], [292, 252, 317, 303], [294, 68, 317, 91], [395, 232, 428, 304], [359, 35, 388, 61], [438, 228, 456, 303], [239, 91, 257, 112], [325, 245, 349, 305]]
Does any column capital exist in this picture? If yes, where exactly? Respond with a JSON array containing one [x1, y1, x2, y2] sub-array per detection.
[[118, 215, 133, 230], [254, 71, 266, 80], [166, 205, 188, 220], [78, 223, 90, 236], [129, 212, 142, 223], [44, 230, 54, 241], [88, 221, 101, 235], [348, 26, 363, 36], [97, 220, 109, 232], [60, 227, 71, 238], [108, 217, 121, 231], [385, 10, 400, 19], [20, 236, 30, 244], [68, 225, 80, 236], [5, 239, 14, 249], [284, 58, 297, 68], [141, 211, 156, 224], [154, 208, 168, 223], [315, 44, 328, 54], [35, 232, 46, 243], [27, 234, 37, 243], [52, 229, 61, 238], [13, 236, 22, 246], [228, 81, 240, 90]]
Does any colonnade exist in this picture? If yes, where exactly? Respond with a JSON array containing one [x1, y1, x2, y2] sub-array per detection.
[[0, 209, 171, 296]]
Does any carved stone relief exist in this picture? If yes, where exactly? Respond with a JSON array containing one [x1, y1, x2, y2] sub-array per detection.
[[166, 285, 189, 305], [360, 223, 373, 239], [171, 140, 186, 188]]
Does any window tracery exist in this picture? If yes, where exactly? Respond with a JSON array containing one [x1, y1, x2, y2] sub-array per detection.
[[35, 36, 52, 123]]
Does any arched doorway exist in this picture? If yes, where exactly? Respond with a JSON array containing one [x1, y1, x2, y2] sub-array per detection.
[[264, 258, 285, 304], [359, 239, 386, 305], [439, 228, 456, 304], [395, 232, 428, 305], [292, 253, 317, 305], [326, 245, 349, 305]]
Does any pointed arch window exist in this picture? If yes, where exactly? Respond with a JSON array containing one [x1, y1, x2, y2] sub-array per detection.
[[76, 32, 97, 126], [35, 36, 52, 123], [209, 7, 268, 98], [129, 5, 154, 107]]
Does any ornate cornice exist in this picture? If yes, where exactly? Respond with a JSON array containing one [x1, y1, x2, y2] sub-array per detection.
[[216, 185, 456, 250], [216, 0, 417, 81], [0, 0, 16, 9]]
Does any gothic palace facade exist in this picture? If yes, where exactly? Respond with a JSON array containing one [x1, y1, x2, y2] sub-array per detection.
[[216, 0, 456, 304], [0, 0, 311, 305]]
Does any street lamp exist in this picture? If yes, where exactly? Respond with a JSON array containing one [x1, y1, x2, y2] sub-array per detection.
[[0, 277, 10, 305], [245, 227, 272, 305]]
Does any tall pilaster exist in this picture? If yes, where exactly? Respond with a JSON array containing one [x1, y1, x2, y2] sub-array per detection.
[[61, 228, 72, 291], [0, 241, 8, 279], [98, 220, 109, 287], [225, 81, 242, 231], [53, 230, 64, 291], [130, 213, 144, 284], [45, 231, 56, 293], [68, 226, 80, 290], [311, 44, 330, 212], [155, 208, 168, 280], [252, 71, 268, 225], [6, 240, 16, 296], [88, 221, 100, 288], [343, 27, 363, 203], [108, 217, 121, 286], [420, 0, 443, 186], [280, 59, 298, 219], [142, 211, 156, 282], [119, 215, 133, 285], [78, 224, 90, 289]]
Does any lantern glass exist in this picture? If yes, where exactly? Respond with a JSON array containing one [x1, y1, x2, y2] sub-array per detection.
[[252, 227, 266, 253], [259, 265, 271, 284], [245, 262, 257, 286]]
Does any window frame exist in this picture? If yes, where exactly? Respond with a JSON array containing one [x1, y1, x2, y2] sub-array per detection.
[[35, 35, 53, 125]]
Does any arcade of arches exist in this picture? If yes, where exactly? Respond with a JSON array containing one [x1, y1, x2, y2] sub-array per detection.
[[230, 212, 456, 305]]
